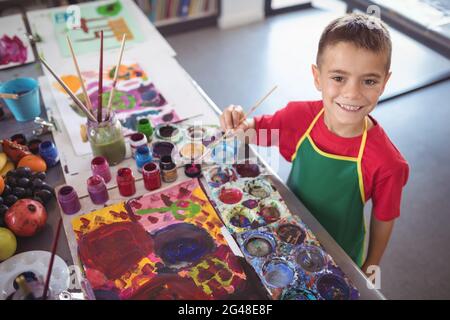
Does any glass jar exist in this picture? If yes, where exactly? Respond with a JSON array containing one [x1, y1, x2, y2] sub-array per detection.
[[87, 111, 126, 166]]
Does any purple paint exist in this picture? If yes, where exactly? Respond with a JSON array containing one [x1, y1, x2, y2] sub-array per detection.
[[151, 141, 175, 159], [184, 164, 201, 178], [57, 185, 81, 215], [0, 35, 27, 66], [91, 156, 112, 183], [87, 175, 109, 205]]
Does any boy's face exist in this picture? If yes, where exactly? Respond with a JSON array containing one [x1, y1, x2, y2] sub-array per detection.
[[312, 42, 391, 129]]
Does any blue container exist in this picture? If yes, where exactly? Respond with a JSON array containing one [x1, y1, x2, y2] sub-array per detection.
[[0, 78, 41, 122], [39, 140, 60, 167], [136, 145, 152, 173]]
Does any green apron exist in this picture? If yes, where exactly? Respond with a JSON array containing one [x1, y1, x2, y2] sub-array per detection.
[[287, 108, 368, 266]]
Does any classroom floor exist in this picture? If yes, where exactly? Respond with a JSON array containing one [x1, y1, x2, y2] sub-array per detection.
[[166, 1, 450, 299]]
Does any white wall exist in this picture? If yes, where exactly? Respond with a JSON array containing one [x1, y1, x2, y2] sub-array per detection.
[[218, 0, 265, 29]]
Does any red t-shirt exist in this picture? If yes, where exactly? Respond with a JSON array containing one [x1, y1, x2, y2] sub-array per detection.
[[254, 100, 409, 221]]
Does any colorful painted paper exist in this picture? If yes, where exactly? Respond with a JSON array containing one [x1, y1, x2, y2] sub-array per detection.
[[203, 163, 360, 300], [51, 61, 179, 155], [0, 14, 35, 70], [72, 179, 268, 300], [52, 0, 145, 57]]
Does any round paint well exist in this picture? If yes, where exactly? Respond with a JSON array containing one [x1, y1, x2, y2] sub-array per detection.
[[155, 124, 181, 142], [262, 259, 295, 288], [234, 163, 261, 178], [218, 186, 243, 204], [244, 179, 272, 199], [281, 288, 319, 300], [207, 167, 237, 188], [212, 144, 237, 164], [257, 199, 284, 224], [276, 224, 306, 245], [179, 143, 205, 160], [244, 234, 275, 257], [223, 205, 255, 232], [316, 273, 351, 300], [295, 245, 326, 273], [151, 141, 175, 159], [186, 126, 206, 141]]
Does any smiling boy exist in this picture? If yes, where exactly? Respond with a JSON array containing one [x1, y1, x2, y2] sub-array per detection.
[[220, 13, 409, 272]]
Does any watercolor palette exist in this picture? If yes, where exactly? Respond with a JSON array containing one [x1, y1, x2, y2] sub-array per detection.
[[72, 179, 268, 300], [202, 164, 360, 300]]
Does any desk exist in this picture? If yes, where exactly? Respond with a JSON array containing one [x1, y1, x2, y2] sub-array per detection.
[[0, 0, 384, 300]]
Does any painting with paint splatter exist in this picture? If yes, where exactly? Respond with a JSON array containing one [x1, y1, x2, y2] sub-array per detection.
[[72, 179, 268, 300], [52, 0, 144, 57], [203, 164, 360, 300], [0, 14, 35, 70]]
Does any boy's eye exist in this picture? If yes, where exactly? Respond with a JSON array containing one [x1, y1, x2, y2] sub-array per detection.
[[364, 79, 378, 86], [332, 76, 343, 82]]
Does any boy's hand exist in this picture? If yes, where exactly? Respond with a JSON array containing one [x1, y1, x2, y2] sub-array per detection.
[[220, 105, 253, 133]]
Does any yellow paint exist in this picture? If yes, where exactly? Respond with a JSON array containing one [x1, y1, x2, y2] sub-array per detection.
[[53, 74, 82, 94]]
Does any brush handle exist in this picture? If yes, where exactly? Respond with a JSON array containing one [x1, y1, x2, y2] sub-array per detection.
[[42, 217, 63, 300], [0, 93, 19, 99]]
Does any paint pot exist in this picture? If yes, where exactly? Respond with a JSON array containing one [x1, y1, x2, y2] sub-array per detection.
[[295, 245, 326, 273], [116, 168, 136, 197], [244, 179, 272, 199], [316, 273, 350, 300], [155, 123, 181, 142], [218, 186, 243, 204], [151, 141, 175, 159], [142, 162, 161, 191], [87, 175, 109, 205], [262, 259, 295, 289], [234, 163, 260, 178], [27, 139, 42, 155], [160, 155, 178, 183], [10, 133, 27, 145], [243, 233, 275, 257], [135, 145, 152, 173], [137, 118, 153, 141], [184, 163, 201, 178], [179, 143, 205, 160], [276, 224, 306, 245], [57, 185, 81, 215], [0, 77, 41, 122], [129, 132, 148, 158], [38, 140, 59, 167], [91, 156, 112, 183]]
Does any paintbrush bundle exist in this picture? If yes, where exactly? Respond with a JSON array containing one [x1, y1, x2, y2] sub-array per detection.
[[71, 179, 267, 300], [203, 163, 360, 300]]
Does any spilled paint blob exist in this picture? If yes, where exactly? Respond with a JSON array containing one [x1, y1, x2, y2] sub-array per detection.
[[242, 199, 258, 209]]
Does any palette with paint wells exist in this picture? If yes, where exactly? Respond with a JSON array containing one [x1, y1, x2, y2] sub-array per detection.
[[202, 164, 360, 300], [237, 216, 359, 300], [71, 179, 268, 300]]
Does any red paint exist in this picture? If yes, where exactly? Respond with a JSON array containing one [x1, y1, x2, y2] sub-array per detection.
[[78, 221, 153, 279], [219, 187, 243, 204], [142, 162, 161, 191], [116, 168, 136, 197]]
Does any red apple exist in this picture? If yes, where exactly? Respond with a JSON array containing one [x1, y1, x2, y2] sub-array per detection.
[[5, 199, 47, 237]]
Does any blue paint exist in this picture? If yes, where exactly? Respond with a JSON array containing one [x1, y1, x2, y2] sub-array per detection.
[[262, 259, 295, 288], [39, 140, 59, 167]]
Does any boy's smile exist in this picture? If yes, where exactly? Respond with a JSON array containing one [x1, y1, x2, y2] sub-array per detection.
[[312, 42, 391, 137]]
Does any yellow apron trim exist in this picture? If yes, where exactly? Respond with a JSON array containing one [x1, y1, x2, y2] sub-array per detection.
[[307, 136, 358, 162], [291, 108, 325, 162], [357, 118, 368, 204]]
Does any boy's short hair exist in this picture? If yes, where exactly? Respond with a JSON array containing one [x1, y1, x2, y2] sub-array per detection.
[[317, 13, 392, 72]]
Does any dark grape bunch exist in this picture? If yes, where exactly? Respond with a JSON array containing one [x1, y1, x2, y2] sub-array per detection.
[[0, 167, 54, 227]]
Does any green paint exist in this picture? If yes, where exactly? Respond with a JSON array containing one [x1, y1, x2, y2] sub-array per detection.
[[96, 1, 122, 16], [136, 200, 202, 220]]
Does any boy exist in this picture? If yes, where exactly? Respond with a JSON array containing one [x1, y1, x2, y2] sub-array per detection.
[[220, 13, 409, 273]]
